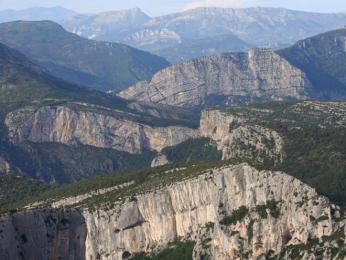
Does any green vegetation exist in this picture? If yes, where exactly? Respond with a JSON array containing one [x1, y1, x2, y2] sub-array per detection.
[[7, 160, 242, 211], [0, 174, 48, 211], [270, 123, 346, 206], [0, 156, 274, 212], [222, 101, 346, 207], [247, 220, 254, 243], [283, 238, 320, 259], [255, 205, 268, 219], [205, 222, 215, 231], [1, 142, 156, 184], [130, 241, 195, 260], [322, 228, 345, 244], [279, 28, 346, 98], [267, 200, 280, 218], [0, 40, 198, 186], [255, 200, 280, 219], [272, 228, 346, 260], [162, 138, 222, 164], [220, 206, 248, 226], [316, 215, 329, 222], [229, 121, 241, 132]]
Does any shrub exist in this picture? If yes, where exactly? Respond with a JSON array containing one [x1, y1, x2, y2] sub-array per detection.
[[130, 241, 195, 260], [255, 205, 268, 219], [220, 206, 248, 226]]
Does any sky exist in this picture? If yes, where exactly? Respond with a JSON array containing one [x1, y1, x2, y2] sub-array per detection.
[[1, 0, 346, 16]]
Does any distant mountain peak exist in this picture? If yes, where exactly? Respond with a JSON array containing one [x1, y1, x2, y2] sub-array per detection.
[[0, 20, 170, 92], [97, 7, 150, 18], [23, 6, 77, 12], [1, 20, 67, 34], [0, 6, 78, 23]]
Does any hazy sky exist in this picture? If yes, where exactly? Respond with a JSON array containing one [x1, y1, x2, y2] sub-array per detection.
[[1, 0, 346, 16]]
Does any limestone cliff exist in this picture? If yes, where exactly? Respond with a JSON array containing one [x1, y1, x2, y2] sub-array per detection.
[[0, 209, 86, 260], [118, 48, 311, 108], [150, 154, 169, 167], [5, 105, 198, 154], [1, 163, 344, 259], [0, 157, 11, 174], [4, 101, 343, 177], [4, 103, 281, 162], [200, 109, 283, 163], [81, 164, 342, 259]]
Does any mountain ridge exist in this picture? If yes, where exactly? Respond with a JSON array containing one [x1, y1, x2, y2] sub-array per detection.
[[0, 41, 197, 183], [62, 6, 346, 62], [118, 48, 311, 108], [0, 20, 170, 92], [119, 28, 346, 108], [279, 27, 346, 98], [0, 6, 78, 22]]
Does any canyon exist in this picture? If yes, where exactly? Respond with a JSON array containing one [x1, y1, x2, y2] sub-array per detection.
[[1, 163, 345, 259]]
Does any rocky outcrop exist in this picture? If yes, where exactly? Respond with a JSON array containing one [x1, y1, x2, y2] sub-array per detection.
[[125, 28, 182, 47], [4, 104, 284, 163], [287, 101, 346, 127], [5, 105, 198, 154], [2, 163, 343, 259], [0, 209, 86, 260], [151, 154, 169, 167], [119, 48, 311, 108], [60, 164, 346, 259], [200, 109, 283, 162], [0, 157, 10, 174]]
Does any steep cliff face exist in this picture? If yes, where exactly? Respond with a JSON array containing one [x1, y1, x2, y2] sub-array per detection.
[[150, 154, 169, 167], [5, 105, 198, 154], [82, 164, 340, 259], [0, 209, 86, 260], [2, 163, 344, 259], [119, 48, 311, 108], [125, 28, 182, 47], [4, 103, 284, 167], [0, 39, 199, 183], [0, 157, 10, 174], [199, 109, 283, 163]]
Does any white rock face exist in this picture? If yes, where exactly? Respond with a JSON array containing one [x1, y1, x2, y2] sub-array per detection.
[[119, 48, 311, 108], [62, 7, 346, 62], [81, 164, 341, 259], [200, 109, 283, 162], [0, 164, 343, 259], [126, 28, 182, 46], [5, 106, 198, 154], [4, 103, 283, 163], [0, 157, 11, 174], [151, 154, 169, 167]]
